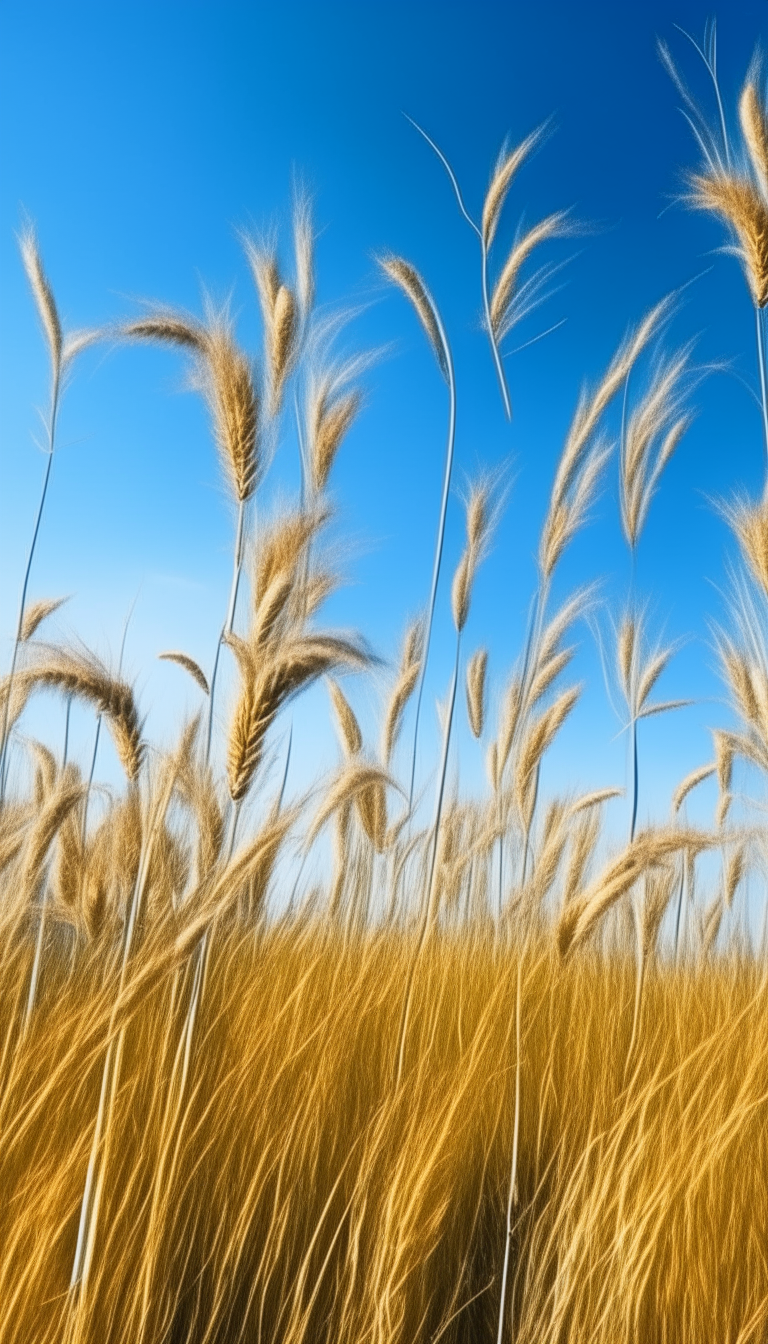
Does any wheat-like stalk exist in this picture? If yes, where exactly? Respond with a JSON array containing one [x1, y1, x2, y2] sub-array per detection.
[[18, 647, 144, 782]]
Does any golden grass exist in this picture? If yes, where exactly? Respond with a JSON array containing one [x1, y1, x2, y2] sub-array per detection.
[[6, 31, 768, 1343], [2, 923, 768, 1344]]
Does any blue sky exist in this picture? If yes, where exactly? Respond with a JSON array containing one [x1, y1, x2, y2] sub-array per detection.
[[1, 0, 767, 835]]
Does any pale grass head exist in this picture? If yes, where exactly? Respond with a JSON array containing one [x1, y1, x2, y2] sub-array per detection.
[[381, 619, 423, 765], [20, 596, 68, 643], [540, 295, 676, 577], [689, 172, 768, 307], [514, 685, 581, 827], [19, 228, 62, 371], [125, 306, 261, 503], [293, 191, 316, 321], [158, 651, 210, 696], [490, 211, 571, 342], [723, 493, 768, 598], [465, 648, 488, 739], [241, 236, 298, 416], [327, 678, 363, 757], [481, 124, 547, 248], [740, 67, 768, 200], [378, 254, 449, 381], [309, 383, 361, 495], [226, 632, 368, 802], [451, 479, 495, 633], [621, 345, 694, 549], [557, 826, 715, 957]]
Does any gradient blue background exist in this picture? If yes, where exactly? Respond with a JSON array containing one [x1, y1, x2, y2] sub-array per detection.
[[1, 0, 766, 839]]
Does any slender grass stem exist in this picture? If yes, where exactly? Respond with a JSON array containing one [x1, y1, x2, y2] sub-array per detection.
[[68, 769, 175, 1303], [405, 117, 512, 419], [497, 949, 523, 1344], [0, 369, 60, 802], [206, 498, 246, 765], [62, 695, 72, 767], [397, 632, 461, 1085], [481, 239, 512, 420], [755, 306, 768, 474], [407, 326, 456, 813]]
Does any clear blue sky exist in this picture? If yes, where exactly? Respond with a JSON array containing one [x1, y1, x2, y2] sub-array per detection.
[[1, 0, 766, 831]]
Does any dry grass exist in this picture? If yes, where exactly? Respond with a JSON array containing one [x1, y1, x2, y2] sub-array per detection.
[[4, 30, 768, 1344], [2, 921, 768, 1344]]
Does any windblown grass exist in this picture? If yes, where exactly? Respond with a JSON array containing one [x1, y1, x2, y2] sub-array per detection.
[[2, 924, 768, 1344], [4, 23, 768, 1344]]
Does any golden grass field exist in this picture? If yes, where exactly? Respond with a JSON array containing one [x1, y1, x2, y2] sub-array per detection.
[[3, 25, 768, 1344]]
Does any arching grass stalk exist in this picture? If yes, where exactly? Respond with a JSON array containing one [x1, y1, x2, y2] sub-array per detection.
[[404, 118, 512, 418], [394, 632, 461, 1086], [1, 234, 100, 801], [394, 483, 490, 1084], [205, 498, 247, 763], [378, 256, 455, 814], [0, 390, 57, 801]]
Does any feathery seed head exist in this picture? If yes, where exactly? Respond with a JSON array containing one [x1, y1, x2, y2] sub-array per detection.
[[20, 596, 68, 643], [490, 211, 570, 340], [269, 284, 298, 415], [293, 194, 316, 320], [673, 763, 716, 815], [311, 389, 360, 494], [20, 230, 62, 370], [465, 648, 488, 739], [618, 615, 636, 703], [19, 647, 144, 781], [203, 321, 260, 502], [481, 125, 545, 248], [740, 76, 768, 200], [689, 171, 768, 307], [124, 313, 208, 352], [378, 255, 449, 381], [726, 494, 768, 597], [158, 651, 210, 695], [327, 679, 363, 757]]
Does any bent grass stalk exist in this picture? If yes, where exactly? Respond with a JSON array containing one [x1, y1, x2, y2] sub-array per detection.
[[379, 257, 455, 814]]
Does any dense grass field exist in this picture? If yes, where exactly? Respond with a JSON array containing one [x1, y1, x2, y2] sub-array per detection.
[[3, 23, 768, 1342]]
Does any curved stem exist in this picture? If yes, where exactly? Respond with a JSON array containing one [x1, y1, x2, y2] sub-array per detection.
[[405, 116, 511, 419], [397, 630, 461, 1085], [0, 369, 61, 801], [206, 499, 246, 765], [481, 238, 512, 421], [407, 327, 457, 812], [404, 116, 482, 240], [755, 306, 768, 476], [629, 714, 639, 844]]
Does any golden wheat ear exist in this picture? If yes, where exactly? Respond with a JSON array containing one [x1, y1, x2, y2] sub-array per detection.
[[18, 646, 144, 782]]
